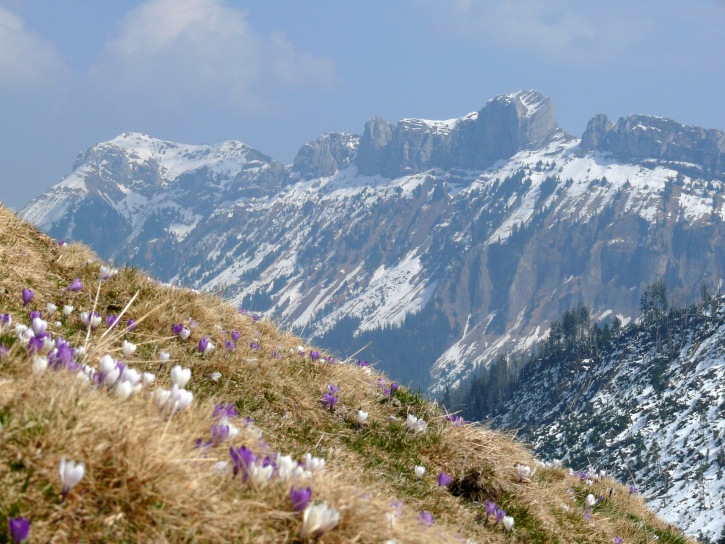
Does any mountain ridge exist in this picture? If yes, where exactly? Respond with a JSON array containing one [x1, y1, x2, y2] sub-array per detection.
[[20, 90, 725, 395]]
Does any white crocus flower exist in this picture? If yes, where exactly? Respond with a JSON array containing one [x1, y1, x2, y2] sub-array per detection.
[[356, 410, 368, 425], [405, 414, 418, 430], [503, 515, 514, 532], [180, 327, 191, 341], [47, 303, 58, 315], [59, 457, 85, 498], [115, 380, 134, 401], [99, 354, 115, 375], [75, 346, 85, 358], [32, 355, 48, 374], [62, 305, 74, 317], [585, 494, 596, 508], [170, 365, 191, 388], [414, 465, 426, 479], [248, 462, 273, 488], [300, 502, 340, 539], [122, 340, 137, 358], [303, 453, 325, 472], [154, 389, 172, 408], [413, 419, 428, 433], [517, 464, 531, 481], [209, 371, 222, 381], [169, 384, 193, 411], [159, 351, 170, 363], [142, 372, 155, 385]]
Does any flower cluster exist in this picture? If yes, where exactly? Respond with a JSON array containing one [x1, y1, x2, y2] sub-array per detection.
[[484, 500, 513, 530], [322, 384, 339, 412], [405, 413, 427, 433]]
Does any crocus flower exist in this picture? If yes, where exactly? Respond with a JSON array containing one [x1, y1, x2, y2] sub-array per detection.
[[159, 351, 170, 363], [122, 340, 137, 358], [62, 305, 73, 317], [126, 319, 137, 332], [224, 340, 236, 352], [503, 515, 514, 532], [65, 278, 83, 291], [438, 471, 452, 487], [230, 330, 241, 341], [210, 424, 230, 446], [31, 317, 47, 337], [210, 371, 222, 381], [300, 502, 340, 539], [198, 336, 209, 353], [172, 323, 183, 335], [303, 453, 325, 472], [356, 409, 368, 426], [59, 457, 85, 500], [170, 365, 191, 388], [290, 487, 312, 512], [309, 350, 321, 361], [418, 511, 434, 527], [629, 485, 637, 494], [106, 315, 119, 328], [390, 382, 399, 393], [47, 303, 58, 315], [414, 465, 425, 479], [249, 341, 259, 350], [405, 414, 418, 430], [248, 462, 273, 487], [180, 327, 191, 341], [168, 384, 193, 412], [517, 464, 531, 482], [22, 288, 33, 307], [213, 402, 238, 420], [229, 446, 256, 480], [322, 392, 338, 412], [32, 355, 48, 374], [485, 500, 496, 520], [114, 380, 134, 401], [495, 507, 506, 525], [8, 516, 30, 543], [613, 538, 623, 544], [585, 494, 596, 509]]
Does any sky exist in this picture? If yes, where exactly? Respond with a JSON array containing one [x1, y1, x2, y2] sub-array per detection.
[[0, 0, 723, 210]]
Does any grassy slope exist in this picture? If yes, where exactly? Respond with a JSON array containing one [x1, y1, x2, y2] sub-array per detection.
[[0, 203, 690, 543]]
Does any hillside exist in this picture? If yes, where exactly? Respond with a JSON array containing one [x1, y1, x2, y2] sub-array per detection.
[[0, 202, 691, 543], [468, 294, 725, 542], [22, 90, 725, 394]]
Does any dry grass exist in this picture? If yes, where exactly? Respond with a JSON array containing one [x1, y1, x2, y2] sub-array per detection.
[[0, 203, 693, 543]]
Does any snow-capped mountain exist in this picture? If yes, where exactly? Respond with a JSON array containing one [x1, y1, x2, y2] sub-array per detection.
[[483, 295, 725, 542], [20, 90, 725, 392]]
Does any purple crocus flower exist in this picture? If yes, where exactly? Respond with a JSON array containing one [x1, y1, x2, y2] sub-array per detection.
[[252, 314, 260, 322], [390, 382, 399, 393], [290, 486, 312, 512], [309, 350, 321, 361], [8, 516, 30, 543], [485, 500, 496, 520], [495, 507, 506, 524], [629, 485, 637, 494], [249, 341, 260, 350], [357, 360, 369, 368], [172, 323, 183, 335], [613, 538, 623, 544], [210, 424, 229, 446], [213, 403, 238, 420], [0, 346, 9, 359], [327, 384, 339, 394], [438, 472, 452, 487], [229, 446, 256, 481], [27, 336, 44, 354], [106, 315, 119, 328], [29, 310, 41, 320], [418, 511, 434, 527], [22, 288, 34, 307], [224, 340, 237, 352], [65, 278, 83, 291], [126, 319, 137, 332], [270, 350, 282, 359], [322, 392, 338, 412], [230, 330, 241, 342], [198, 336, 209, 353]]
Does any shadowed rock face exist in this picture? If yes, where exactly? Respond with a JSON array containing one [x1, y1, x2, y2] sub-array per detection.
[[292, 133, 360, 180], [581, 113, 725, 177]]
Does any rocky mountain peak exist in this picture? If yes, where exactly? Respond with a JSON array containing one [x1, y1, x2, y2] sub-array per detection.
[[291, 132, 360, 180], [354, 90, 569, 178], [581, 113, 725, 177]]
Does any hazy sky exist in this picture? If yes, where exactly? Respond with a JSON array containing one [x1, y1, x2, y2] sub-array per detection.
[[1, 0, 723, 209]]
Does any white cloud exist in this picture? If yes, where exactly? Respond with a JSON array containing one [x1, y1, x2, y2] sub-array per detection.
[[0, 7, 66, 89], [418, 0, 651, 64], [90, 0, 337, 111]]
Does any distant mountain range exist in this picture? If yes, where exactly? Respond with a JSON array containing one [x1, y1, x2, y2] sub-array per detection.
[[21, 90, 725, 393]]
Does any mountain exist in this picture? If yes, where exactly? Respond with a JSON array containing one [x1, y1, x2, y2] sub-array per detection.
[[469, 293, 725, 542], [21, 90, 725, 394]]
